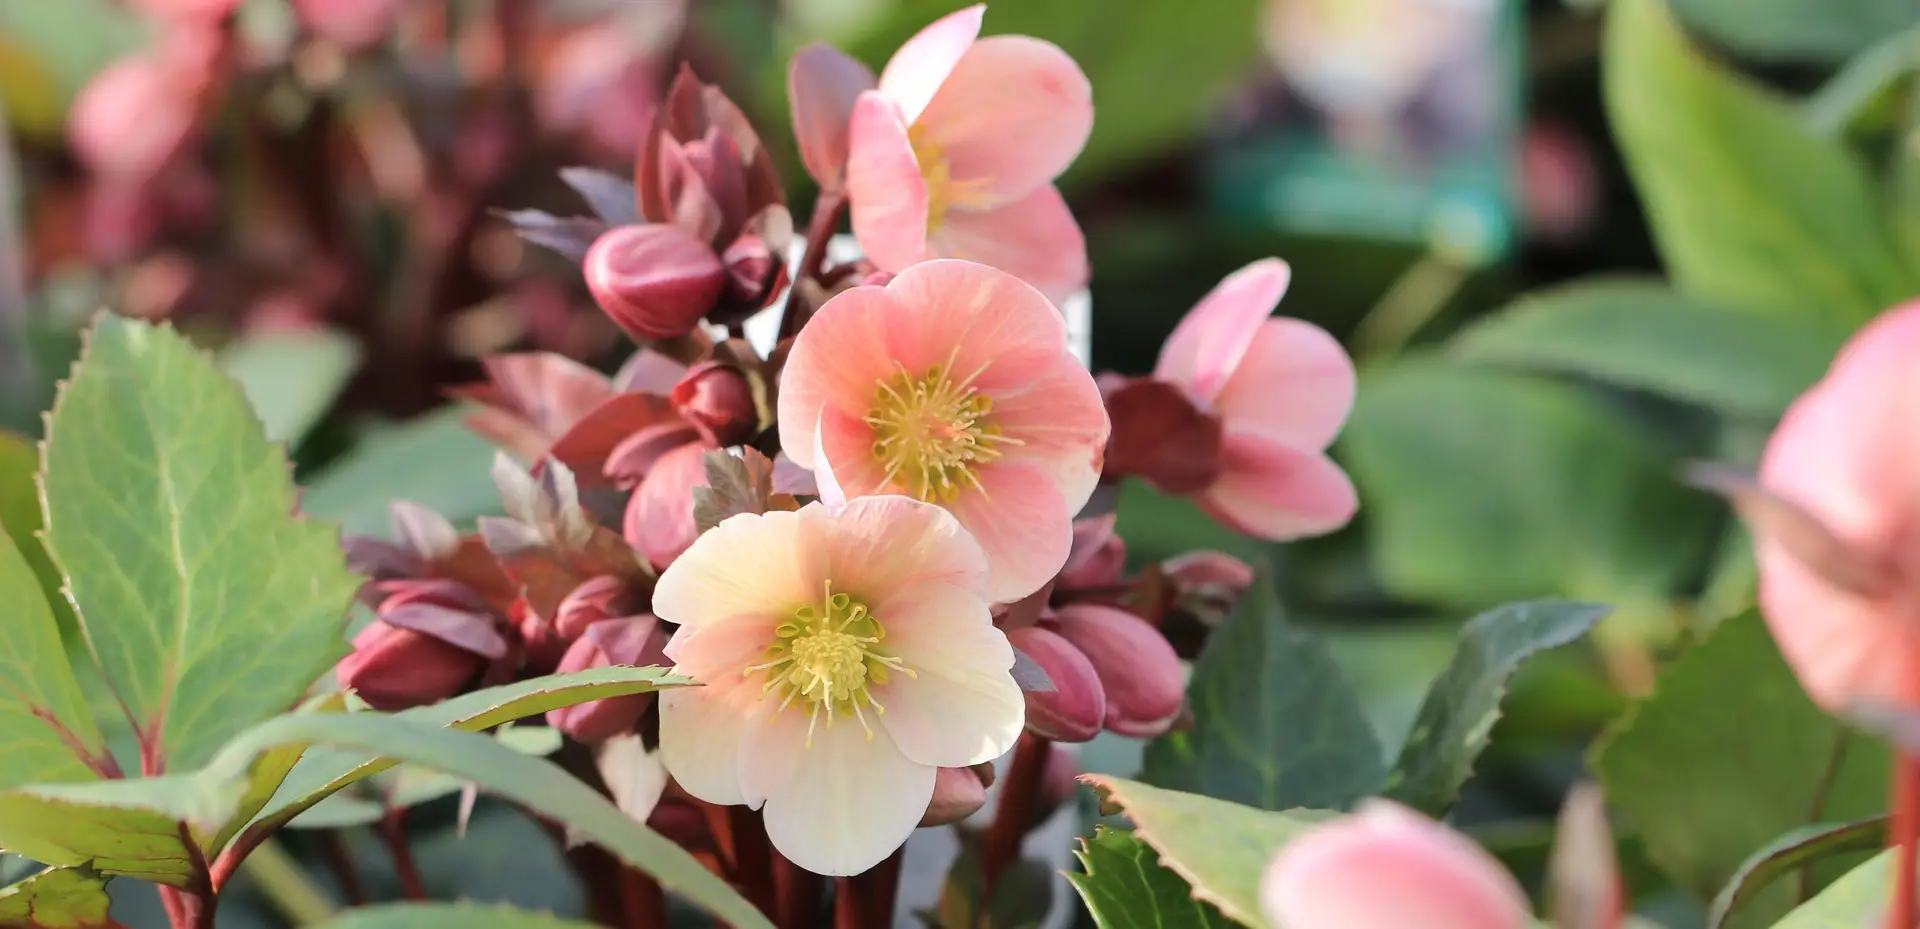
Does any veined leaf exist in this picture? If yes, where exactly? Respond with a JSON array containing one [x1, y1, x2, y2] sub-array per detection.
[[0, 772, 235, 886], [0, 866, 114, 929], [1067, 828, 1234, 929], [0, 526, 107, 788], [0, 430, 71, 632]]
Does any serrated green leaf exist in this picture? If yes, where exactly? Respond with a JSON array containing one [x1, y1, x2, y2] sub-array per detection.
[[312, 902, 601, 929], [1067, 828, 1234, 929], [0, 430, 73, 633], [1386, 601, 1608, 816], [1451, 278, 1848, 421], [1769, 848, 1896, 928], [0, 772, 235, 886], [1707, 817, 1888, 929], [217, 329, 361, 445], [205, 691, 349, 854], [1669, 0, 1915, 63], [1592, 611, 1887, 928], [300, 406, 500, 538], [39, 315, 362, 771], [1080, 776, 1331, 927], [1140, 571, 1383, 810], [0, 866, 114, 929], [1605, 0, 1914, 325], [0, 521, 106, 788], [1341, 359, 1719, 607]]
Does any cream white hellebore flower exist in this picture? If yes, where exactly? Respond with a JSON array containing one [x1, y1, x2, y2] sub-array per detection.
[[652, 496, 1024, 875]]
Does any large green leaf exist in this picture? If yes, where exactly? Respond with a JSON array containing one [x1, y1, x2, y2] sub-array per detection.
[[38, 316, 362, 771], [1592, 611, 1887, 928], [0, 527, 106, 787], [1341, 359, 1718, 607], [313, 903, 602, 929], [1605, 0, 1914, 325], [217, 329, 361, 445], [1080, 775, 1331, 927], [300, 406, 500, 538], [0, 430, 70, 632], [0, 772, 235, 886], [1707, 817, 1888, 929], [1385, 601, 1608, 816], [1670, 0, 1916, 63], [0, 866, 114, 929], [1066, 828, 1234, 929], [1770, 849, 1895, 929], [1451, 278, 1847, 421], [1140, 571, 1383, 811]]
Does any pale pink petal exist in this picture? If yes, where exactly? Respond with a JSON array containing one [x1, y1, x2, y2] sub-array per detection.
[[941, 461, 1074, 602], [817, 407, 893, 500], [651, 508, 825, 629], [627, 442, 710, 570], [1155, 259, 1292, 403], [927, 186, 1088, 304], [777, 284, 911, 469], [875, 4, 984, 124], [915, 36, 1092, 202], [847, 92, 932, 273], [789, 43, 878, 190], [880, 258, 1073, 390], [985, 353, 1109, 513], [1757, 541, 1920, 712], [663, 615, 777, 684], [875, 582, 1021, 767], [1199, 434, 1357, 541], [1212, 317, 1356, 452], [658, 680, 758, 806], [755, 713, 937, 876], [814, 495, 990, 602]]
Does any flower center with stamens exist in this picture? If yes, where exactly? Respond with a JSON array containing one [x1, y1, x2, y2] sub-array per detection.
[[747, 584, 913, 746], [909, 124, 994, 235], [866, 362, 1017, 502]]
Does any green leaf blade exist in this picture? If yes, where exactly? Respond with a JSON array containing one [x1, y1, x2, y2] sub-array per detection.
[[1067, 828, 1235, 929], [0, 525, 106, 788], [0, 430, 72, 633], [0, 772, 235, 886], [1771, 849, 1896, 928], [0, 866, 114, 929], [312, 902, 603, 929], [216, 329, 361, 445], [1707, 817, 1888, 929]]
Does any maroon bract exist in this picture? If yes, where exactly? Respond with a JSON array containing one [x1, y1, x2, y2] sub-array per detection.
[[671, 362, 757, 447]]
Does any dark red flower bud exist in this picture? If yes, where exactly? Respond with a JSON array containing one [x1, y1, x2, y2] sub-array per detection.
[[336, 621, 485, 710], [584, 224, 726, 341], [720, 234, 779, 304], [547, 616, 666, 742], [672, 363, 757, 447], [1055, 605, 1185, 739], [554, 575, 646, 640], [920, 766, 989, 827], [1005, 626, 1106, 743]]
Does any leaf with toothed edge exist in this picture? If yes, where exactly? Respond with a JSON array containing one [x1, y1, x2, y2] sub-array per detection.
[[0, 525, 109, 788], [692, 448, 774, 533], [38, 314, 364, 773], [0, 430, 73, 633], [0, 771, 235, 886], [1067, 827, 1235, 929], [0, 866, 115, 929]]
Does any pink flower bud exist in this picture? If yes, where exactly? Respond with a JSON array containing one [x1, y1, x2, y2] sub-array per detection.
[[584, 224, 727, 341], [70, 56, 201, 181], [1054, 604, 1185, 738], [336, 621, 485, 710], [291, 0, 401, 50], [1162, 550, 1256, 625], [1549, 784, 1624, 929], [1005, 626, 1106, 743], [1261, 800, 1530, 929], [920, 766, 988, 827], [671, 362, 757, 447], [547, 616, 666, 742], [1059, 516, 1127, 591], [720, 233, 779, 305], [554, 576, 645, 640]]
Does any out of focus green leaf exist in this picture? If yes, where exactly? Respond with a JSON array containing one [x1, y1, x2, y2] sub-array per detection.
[[217, 329, 362, 446], [0, 866, 112, 929], [312, 903, 601, 929], [1769, 849, 1895, 929], [300, 406, 499, 538], [1341, 359, 1718, 607], [1707, 817, 1888, 929], [1451, 278, 1847, 421], [1066, 828, 1234, 929], [1669, 0, 1915, 63], [1592, 611, 1887, 928], [1606, 0, 1915, 325], [0, 0, 142, 139]]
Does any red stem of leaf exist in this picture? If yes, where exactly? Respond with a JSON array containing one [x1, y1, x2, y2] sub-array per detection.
[[378, 809, 430, 900], [832, 848, 902, 929], [618, 866, 669, 928], [775, 850, 825, 929], [728, 805, 781, 920], [1891, 750, 1920, 929], [981, 731, 1050, 896], [778, 190, 849, 341], [318, 829, 368, 906]]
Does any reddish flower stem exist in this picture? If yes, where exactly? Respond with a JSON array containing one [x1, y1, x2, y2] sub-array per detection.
[[981, 731, 1051, 896], [775, 849, 826, 929], [318, 829, 367, 906], [377, 809, 430, 900], [778, 190, 849, 341], [618, 866, 669, 928], [1891, 750, 1920, 929], [729, 805, 782, 920], [833, 848, 902, 929]]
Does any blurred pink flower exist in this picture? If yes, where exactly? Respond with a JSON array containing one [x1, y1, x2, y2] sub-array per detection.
[[1151, 258, 1358, 540], [1262, 800, 1530, 929], [845, 4, 1092, 302], [69, 56, 203, 182], [778, 260, 1109, 601], [653, 497, 1023, 875], [1748, 299, 1920, 712], [292, 0, 401, 49]]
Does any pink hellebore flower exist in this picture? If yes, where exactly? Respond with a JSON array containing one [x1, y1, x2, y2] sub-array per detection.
[[845, 4, 1093, 303], [778, 259, 1109, 602], [1151, 258, 1358, 540], [653, 497, 1024, 876], [1262, 800, 1530, 929], [1745, 300, 1920, 712]]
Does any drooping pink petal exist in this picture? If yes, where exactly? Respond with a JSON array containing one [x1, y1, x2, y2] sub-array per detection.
[[914, 36, 1093, 203], [1212, 317, 1356, 452], [876, 581, 1021, 767], [777, 284, 913, 470], [815, 496, 990, 603], [875, 4, 984, 124], [789, 43, 878, 190], [1155, 259, 1293, 403], [625, 442, 711, 570], [985, 353, 1111, 514], [941, 461, 1074, 603], [753, 712, 937, 876], [928, 185, 1088, 304], [651, 508, 825, 629], [657, 680, 760, 807], [1199, 434, 1357, 541], [663, 613, 780, 684], [847, 92, 933, 273], [879, 258, 1073, 390]]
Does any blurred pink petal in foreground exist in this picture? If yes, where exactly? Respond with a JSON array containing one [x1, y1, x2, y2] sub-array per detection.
[[1262, 800, 1530, 929], [1741, 299, 1920, 712], [844, 4, 1092, 302], [778, 260, 1109, 601]]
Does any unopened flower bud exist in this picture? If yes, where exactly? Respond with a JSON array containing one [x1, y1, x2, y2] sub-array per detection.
[[555, 576, 646, 640], [1005, 626, 1106, 743], [336, 621, 485, 710], [672, 363, 757, 447], [70, 56, 201, 181], [720, 233, 779, 305], [920, 766, 988, 827], [584, 224, 727, 341], [1055, 605, 1185, 738], [1162, 550, 1256, 625], [1059, 516, 1126, 591], [547, 616, 665, 742]]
